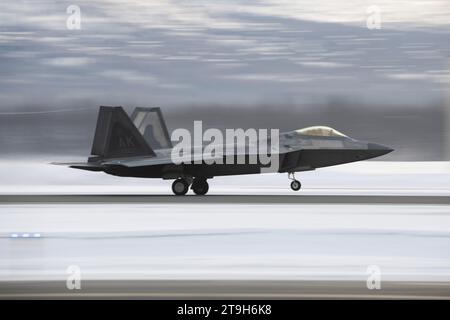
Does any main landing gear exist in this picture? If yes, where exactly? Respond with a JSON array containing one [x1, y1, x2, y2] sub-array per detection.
[[171, 177, 209, 196], [172, 178, 190, 196], [191, 178, 209, 195], [288, 172, 301, 191]]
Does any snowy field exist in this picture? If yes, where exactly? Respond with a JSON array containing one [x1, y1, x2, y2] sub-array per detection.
[[0, 160, 450, 282], [1, 202, 450, 282], [0, 159, 450, 195]]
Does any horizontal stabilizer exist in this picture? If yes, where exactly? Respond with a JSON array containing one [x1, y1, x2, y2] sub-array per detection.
[[51, 162, 104, 172]]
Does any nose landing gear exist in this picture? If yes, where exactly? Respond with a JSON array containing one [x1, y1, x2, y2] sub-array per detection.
[[288, 172, 301, 191]]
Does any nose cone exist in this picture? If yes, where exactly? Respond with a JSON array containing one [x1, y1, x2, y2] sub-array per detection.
[[367, 143, 394, 158]]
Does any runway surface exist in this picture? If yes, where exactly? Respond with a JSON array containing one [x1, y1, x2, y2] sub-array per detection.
[[2, 280, 450, 299], [2, 194, 450, 204], [1, 161, 450, 298]]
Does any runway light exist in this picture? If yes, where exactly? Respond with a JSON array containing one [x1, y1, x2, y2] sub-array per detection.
[[9, 233, 42, 239]]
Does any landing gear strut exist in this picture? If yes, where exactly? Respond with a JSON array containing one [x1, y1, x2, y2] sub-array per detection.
[[288, 172, 301, 191], [191, 178, 209, 195], [172, 178, 189, 196]]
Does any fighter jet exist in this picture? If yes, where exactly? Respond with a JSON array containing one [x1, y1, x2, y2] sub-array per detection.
[[55, 106, 393, 195]]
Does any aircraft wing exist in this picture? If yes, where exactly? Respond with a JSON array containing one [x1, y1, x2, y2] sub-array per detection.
[[102, 152, 223, 167], [102, 156, 173, 167]]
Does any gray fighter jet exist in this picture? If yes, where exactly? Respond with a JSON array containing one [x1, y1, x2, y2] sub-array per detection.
[[56, 106, 393, 195]]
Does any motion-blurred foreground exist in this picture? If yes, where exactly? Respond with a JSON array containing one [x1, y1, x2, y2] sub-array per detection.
[[1, 161, 450, 298], [0, 162, 450, 289]]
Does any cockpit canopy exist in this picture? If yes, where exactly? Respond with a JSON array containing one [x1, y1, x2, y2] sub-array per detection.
[[296, 126, 348, 138]]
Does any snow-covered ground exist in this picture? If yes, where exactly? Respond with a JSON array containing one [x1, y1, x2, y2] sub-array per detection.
[[0, 160, 449, 282], [1, 202, 450, 281], [0, 159, 450, 195]]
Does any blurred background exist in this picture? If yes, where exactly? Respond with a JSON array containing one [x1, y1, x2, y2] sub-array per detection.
[[0, 0, 449, 161]]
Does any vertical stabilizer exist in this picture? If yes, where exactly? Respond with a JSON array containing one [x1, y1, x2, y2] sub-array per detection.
[[90, 106, 155, 160], [131, 107, 173, 150]]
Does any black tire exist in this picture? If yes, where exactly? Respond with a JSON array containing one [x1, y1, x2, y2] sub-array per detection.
[[172, 179, 189, 195], [192, 179, 209, 195], [290, 180, 301, 191]]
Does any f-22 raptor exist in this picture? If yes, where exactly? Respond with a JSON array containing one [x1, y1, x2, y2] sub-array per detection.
[[56, 106, 393, 195]]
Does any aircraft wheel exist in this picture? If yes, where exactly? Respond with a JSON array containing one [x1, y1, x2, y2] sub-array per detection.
[[192, 179, 209, 195], [172, 178, 189, 196], [290, 180, 301, 191]]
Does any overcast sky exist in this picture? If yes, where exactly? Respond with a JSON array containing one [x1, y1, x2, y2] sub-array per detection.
[[1, 0, 449, 110]]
